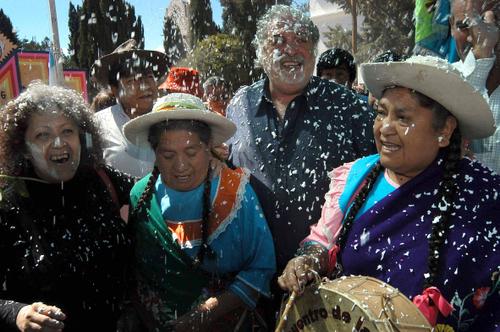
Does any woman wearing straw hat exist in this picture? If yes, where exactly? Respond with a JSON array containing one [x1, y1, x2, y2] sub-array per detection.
[[278, 56, 499, 331], [123, 93, 276, 331]]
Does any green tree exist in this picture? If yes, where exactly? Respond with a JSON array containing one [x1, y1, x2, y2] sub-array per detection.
[[134, 15, 144, 47], [0, 9, 20, 44], [18, 37, 51, 51], [163, 16, 186, 66], [70, 0, 144, 70], [182, 33, 252, 92], [323, 25, 373, 64], [325, 0, 414, 58], [68, 3, 80, 67], [190, 0, 218, 46]]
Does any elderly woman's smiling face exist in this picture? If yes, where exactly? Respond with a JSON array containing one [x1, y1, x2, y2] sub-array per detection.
[[24, 111, 81, 183], [155, 129, 211, 191], [374, 87, 457, 184]]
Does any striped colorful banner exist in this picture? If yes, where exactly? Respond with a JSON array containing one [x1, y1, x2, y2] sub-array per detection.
[[17, 51, 50, 88], [0, 55, 21, 107], [64, 70, 88, 102], [0, 51, 89, 105]]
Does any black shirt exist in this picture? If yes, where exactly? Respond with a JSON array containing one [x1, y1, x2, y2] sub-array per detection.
[[227, 76, 376, 270]]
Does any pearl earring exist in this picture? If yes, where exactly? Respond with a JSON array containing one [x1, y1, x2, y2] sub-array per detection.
[[438, 136, 444, 143]]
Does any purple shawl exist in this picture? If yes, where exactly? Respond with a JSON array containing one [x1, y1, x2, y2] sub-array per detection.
[[340, 155, 500, 331]]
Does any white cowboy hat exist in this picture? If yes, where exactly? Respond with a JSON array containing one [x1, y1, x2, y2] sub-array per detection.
[[361, 55, 495, 139], [123, 93, 236, 148]]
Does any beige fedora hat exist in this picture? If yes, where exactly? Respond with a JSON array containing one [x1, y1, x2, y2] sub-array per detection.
[[123, 93, 236, 149], [91, 39, 168, 87], [361, 55, 495, 139]]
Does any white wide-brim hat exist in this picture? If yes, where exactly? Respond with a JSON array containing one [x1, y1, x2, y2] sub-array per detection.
[[123, 93, 236, 149], [361, 55, 495, 139]]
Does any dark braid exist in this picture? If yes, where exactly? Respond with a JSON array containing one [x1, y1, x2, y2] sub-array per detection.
[[194, 168, 213, 266], [133, 166, 160, 216], [410, 89, 463, 289], [424, 128, 462, 288], [336, 163, 383, 256]]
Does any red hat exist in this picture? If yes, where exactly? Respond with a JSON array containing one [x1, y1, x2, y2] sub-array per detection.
[[158, 67, 203, 98]]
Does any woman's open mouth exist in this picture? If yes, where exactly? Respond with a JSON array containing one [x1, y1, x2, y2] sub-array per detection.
[[381, 142, 401, 152], [50, 152, 70, 164]]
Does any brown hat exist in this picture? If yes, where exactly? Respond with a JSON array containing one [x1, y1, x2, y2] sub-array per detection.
[[91, 39, 168, 87], [157, 67, 203, 98]]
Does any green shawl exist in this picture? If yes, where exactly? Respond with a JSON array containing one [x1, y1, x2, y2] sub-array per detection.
[[129, 174, 208, 325]]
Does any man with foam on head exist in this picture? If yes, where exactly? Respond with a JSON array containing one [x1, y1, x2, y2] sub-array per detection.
[[226, 4, 376, 292]]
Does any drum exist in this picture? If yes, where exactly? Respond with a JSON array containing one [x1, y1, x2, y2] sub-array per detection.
[[278, 276, 432, 332]]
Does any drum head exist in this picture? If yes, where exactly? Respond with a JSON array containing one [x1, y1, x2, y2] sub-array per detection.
[[278, 276, 432, 332]]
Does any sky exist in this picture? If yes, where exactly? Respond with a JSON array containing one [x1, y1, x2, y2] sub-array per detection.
[[1, 0, 226, 53], [2, 1, 310, 54]]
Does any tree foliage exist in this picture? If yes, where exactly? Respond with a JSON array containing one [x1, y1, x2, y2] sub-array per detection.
[[190, 0, 218, 46], [325, 0, 414, 58], [0, 9, 20, 45], [324, 25, 373, 64], [182, 33, 253, 93], [163, 15, 186, 66], [67, 3, 80, 67], [68, 0, 144, 70], [18, 37, 51, 51]]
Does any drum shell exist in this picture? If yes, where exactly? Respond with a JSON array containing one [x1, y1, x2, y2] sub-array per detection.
[[279, 276, 432, 332]]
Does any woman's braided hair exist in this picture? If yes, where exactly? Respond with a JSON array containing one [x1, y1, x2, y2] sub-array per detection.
[[336, 89, 462, 289], [194, 167, 212, 266], [424, 122, 461, 288], [133, 165, 160, 216], [133, 119, 213, 266]]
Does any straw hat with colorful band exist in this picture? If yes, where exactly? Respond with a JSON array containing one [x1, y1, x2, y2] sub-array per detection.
[[361, 55, 496, 139], [91, 39, 168, 87], [123, 93, 237, 149]]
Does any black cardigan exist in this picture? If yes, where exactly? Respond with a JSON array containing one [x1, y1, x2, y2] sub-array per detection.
[[0, 165, 133, 332]]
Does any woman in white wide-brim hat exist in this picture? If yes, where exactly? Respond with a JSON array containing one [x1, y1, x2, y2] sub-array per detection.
[[124, 93, 276, 331], [278, 56, 499, 331]]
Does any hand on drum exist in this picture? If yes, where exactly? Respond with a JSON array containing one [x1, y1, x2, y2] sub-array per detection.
[[278, 255, 319, 295]]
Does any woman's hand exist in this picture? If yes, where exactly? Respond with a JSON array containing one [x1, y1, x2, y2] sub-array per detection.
[[16, 302, 66, 332], [170, 291, 244, 331], [278, 245, 329, 295], [277, 255, 319, 295], [171, 299, 217, 332]]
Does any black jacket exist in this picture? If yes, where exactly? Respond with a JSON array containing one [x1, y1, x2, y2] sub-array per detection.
[[0, 165, 133, 332]]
